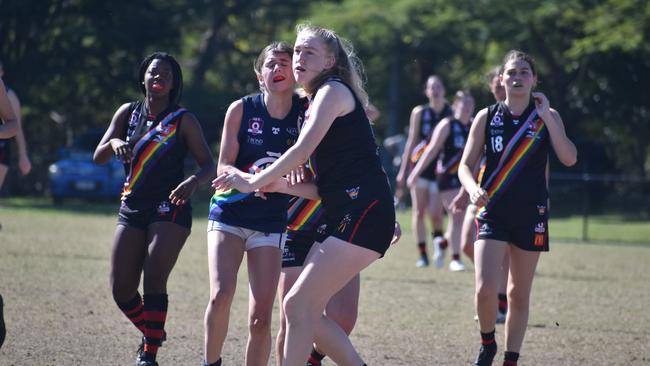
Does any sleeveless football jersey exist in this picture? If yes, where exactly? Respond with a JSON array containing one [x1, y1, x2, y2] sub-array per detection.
[[209, 93, 305, 233], [436, 118, 470, 190], [411, 103, 452, 180], [121, 101, 188, 204], [306, 78, 387, 202], [478, 101, 549, 220]]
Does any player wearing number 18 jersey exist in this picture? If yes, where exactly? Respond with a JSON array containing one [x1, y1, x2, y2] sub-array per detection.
[[459, 50, 576, 366]]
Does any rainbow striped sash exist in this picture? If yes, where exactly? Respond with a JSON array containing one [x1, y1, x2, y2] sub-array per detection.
[[436, 151, 463, 175], [287, 198, 322, 232], [121, 108, 186, 199], [210, 188, 251, 206], [478, 111, 546, 218]]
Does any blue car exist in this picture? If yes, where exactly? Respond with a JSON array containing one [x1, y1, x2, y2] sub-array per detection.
[[48, 129, 125, 204]]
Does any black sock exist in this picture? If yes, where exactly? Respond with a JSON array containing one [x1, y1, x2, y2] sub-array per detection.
[[417, 241, 427, 256], [311, 347, 325, 361], [308, 347, 326, 364], [480, 330, 496, 345], [204, 358, 222, 366], [433, 230, 443, 238], [475, 330, 497, 365], [498, 293, 508, 314], [452, 253, 460, 261], [0, 294, 5, 349], [503, 351, 519, 365]]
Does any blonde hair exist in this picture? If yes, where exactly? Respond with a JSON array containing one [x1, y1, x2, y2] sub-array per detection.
[[296, 24, 368, 106]]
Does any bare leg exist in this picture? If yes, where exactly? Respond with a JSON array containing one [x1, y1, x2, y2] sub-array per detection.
[[440, 189, 464, 265], [0, 164, 8, 192], [246, 246, 282, 366], [428, 185, 444, 233], [505, 245, 540, 353], [203, 231, 245, 364], [142, 222, 189, 294], [410, 182, 430, 245], [276, 267, 302, 366], [110, 224, 147, 302], [474, 239, 508, 332], [282, 237, 379, 366], [461, 204, 477, 262]]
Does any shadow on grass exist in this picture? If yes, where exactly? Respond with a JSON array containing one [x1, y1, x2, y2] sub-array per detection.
[[1, 196, 118, 215], [1, 190, 214, 219]]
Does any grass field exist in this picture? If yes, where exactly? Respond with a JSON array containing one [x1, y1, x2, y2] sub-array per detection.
[[1, 201, 649, 365]]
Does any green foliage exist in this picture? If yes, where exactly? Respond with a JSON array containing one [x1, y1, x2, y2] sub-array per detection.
[[0, 0, 648, 196]]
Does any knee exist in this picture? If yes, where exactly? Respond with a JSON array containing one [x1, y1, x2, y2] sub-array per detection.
[[111, 278, 135, 303], [475, 282, 497, 303], [430, 210, 443, 222], [207, 285, 236, 313], [413, 207, 426, 219], [507, 286, 531, 310], [283, 292, 312, 326], [249, 311, 272, 336]]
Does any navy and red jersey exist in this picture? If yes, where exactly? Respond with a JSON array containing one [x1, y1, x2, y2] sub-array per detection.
[[305, 78, 395, 255], [0, 85, 14, 166], [306, 78, 388, 202], [412, 103, 453, 180], [121, 101, 188, 205], [209, 93, 306, 233], [477, 101, 550, 222], [436, 118, 470, 191]]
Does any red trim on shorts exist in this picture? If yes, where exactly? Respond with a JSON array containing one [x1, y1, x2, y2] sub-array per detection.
[[348, 200, 379, 242], [171, 208, 178, 223]]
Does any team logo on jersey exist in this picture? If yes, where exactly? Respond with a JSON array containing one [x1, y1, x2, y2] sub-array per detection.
[[157, 201, 171, 215], [316, 223, 328, 235], [156, 124, 172, 135], [286, 127, 298, 136], [282, 246, 295, 263], [526, 120, 541, 139], [246, 136, 263, 145], [272, 127, 280, 135], [422, 109, 433, 123], [490, 111, 504, 127], [454, 135, 465, 148], [247, 117, 264, 135], [246, 152, 282, 174], [537, 205, 547, 216], [338, 214, 352, 233], [346, 186, 360, 200], [128, 109, 140, 128]]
